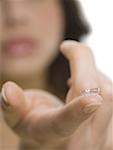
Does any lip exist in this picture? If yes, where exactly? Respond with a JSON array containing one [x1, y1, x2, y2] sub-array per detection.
[[2, 38, 36, 57]]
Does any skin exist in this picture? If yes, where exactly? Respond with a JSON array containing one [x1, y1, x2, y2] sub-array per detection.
[[0, 0, 112, 150], [0, 0, 65, 88]]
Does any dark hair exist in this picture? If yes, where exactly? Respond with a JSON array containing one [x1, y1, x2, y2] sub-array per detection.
[[48, 0, 90, 99]]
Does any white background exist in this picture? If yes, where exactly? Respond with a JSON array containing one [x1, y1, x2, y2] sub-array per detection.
[[79, 0, 113, 80]]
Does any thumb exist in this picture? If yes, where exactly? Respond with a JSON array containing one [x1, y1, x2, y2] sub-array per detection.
[[0, 81, 28, 129]]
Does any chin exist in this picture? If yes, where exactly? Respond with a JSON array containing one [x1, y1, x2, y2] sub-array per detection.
[[2, 65, 45, 82], [2, 69, 32, 81]]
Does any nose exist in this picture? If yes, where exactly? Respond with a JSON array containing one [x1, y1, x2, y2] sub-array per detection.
[[3, 1, 28, 28]]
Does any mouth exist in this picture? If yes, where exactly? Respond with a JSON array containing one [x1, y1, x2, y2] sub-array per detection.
[[2, 38, 36, 58]]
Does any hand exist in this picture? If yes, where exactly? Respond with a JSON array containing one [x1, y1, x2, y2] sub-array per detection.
[[60, 41, 113, 150], [0, 41, 112, 150]]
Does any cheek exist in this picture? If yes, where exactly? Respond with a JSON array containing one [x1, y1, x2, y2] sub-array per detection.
[[32, 2, 65, 44], [30, 4, 64, 66]]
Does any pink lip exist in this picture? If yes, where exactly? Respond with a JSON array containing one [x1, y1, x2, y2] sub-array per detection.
[[2, 38, 36, 57]]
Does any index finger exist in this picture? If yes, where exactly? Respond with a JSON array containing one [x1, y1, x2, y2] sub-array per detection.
[[60, 40, 100, 96]]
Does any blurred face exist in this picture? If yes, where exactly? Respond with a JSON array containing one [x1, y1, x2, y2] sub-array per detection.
[[0, 0, 65, 81]]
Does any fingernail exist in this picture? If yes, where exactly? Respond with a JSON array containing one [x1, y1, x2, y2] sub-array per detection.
[[83, 103, 102, 114], [1, 87, 9, 106]]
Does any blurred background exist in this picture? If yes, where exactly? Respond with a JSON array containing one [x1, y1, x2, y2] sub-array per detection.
[[79, 0, 113, 80]]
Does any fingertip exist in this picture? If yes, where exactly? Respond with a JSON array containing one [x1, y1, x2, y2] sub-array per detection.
[[1, 81, 17, 105], [60, 40, 79, 49], [60, 40, 86, 61], [1, 81, 25, 109], [1, 81, 16, 107], [0, 82, 26, 128], [60, 40, 90, 56], [2, 81, 20, 92], [1, 86, 9, 105], [60, 40, 78, 51]]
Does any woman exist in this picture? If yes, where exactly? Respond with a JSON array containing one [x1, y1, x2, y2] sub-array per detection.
[[0, 0, 112, 150]]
